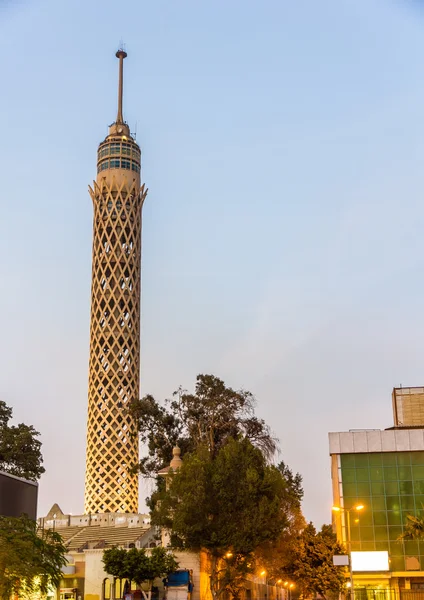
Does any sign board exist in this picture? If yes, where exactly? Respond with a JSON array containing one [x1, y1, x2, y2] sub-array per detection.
[[351, 551, 389, 572], [0, 471, 38, 520], [333, 555, 349, 566]]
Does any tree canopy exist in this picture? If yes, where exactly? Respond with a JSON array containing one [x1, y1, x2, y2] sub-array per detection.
[[281, 523, 346, 600], [129, 374, 277, 476], [0, 515, 67, 600], [150, 437, 296, 600], [103, 546, 178, 598], [0, 400, 45, 480]]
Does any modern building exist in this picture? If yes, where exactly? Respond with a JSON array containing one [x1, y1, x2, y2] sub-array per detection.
[[330, 394, 424, 596], [84, 49, 148, 515]]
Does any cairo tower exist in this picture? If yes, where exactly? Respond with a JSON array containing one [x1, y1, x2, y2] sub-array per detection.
[[84, 50, 147, 514]]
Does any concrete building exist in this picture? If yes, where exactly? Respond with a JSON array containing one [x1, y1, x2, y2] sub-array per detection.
[[84, 48, 148, 515], [329, 397, 424, 596]]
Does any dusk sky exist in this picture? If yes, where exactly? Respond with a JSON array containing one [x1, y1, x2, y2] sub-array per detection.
[[2, 0, 424, 526]]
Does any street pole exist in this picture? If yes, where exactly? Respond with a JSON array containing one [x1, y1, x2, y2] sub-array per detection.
[[346, 510, 354, 600]]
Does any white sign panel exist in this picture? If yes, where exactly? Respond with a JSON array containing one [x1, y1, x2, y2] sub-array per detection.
[[333, 555, 349, 566], [351, 551, 389, 572]]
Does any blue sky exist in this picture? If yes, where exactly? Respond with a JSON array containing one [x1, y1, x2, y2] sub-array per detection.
[[2, 0, 424, 525]]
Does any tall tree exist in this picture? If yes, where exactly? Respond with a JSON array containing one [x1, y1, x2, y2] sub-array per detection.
[[103, 547, 178, 600], [130, 374, 277, 476], [282, 523, 346, 600], [150, 438, 293, 600], [0, 400, 45, 480], [256, 462, 305, 578], [0, 515, 67, 600]]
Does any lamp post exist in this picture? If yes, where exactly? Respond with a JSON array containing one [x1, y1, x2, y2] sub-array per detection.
[[332, 504, 364, 600]]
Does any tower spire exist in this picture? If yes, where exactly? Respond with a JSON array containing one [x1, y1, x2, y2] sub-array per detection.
[[116, 47, 127, 124]]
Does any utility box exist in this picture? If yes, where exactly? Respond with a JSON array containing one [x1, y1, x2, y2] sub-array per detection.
[[0, 470, 38, 519]]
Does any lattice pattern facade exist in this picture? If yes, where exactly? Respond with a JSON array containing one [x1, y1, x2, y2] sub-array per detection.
[[84, 173, 147, 514], [84, 50, 147, 514]]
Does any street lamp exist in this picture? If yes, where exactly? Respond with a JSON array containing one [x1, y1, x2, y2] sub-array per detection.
[[332, 504, 364, 598]]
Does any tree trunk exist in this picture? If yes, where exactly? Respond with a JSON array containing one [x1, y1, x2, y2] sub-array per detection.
[[209, 554, 220, 600]]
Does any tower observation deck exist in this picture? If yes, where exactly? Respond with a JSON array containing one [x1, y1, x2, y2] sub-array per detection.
[[84, 50, 147, 514]]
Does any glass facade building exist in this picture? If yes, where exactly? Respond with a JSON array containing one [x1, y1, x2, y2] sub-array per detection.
[[339, 451, 424, 572], [330, 428, 424, 589]]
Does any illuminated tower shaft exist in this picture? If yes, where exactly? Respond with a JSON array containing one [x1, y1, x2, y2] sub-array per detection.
[[84, 50, 147, 514]]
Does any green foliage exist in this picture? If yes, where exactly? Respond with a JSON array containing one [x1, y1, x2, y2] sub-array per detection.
[[0, 515, 67, 600], [0, 400, 45, 480], [399, 513, 424, 540], [130, 374, 277, 476], [150, 438, 294, 600], [256, 463, 305, 579], [282, 523, 346, 600], [103, 546, 178, 587]]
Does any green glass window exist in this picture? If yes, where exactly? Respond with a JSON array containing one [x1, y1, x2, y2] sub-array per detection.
[[373, 511, 387, 526], [110, 159, 120, 169], [362, 541, 376, 551], [412, 466, 424, 479], [382, 453, 398, 466], [372, 496, 386, 510], [384, 481, 399, 495], [357, 482, 371, 496], [413, 481, 424, 494], [390, 555, 405, 571], [356, 468, 370, 482], [110, 144, 121, 155], [399, 466, 412, 480], [359, 526, 374, 542], [358, 511, 373, 526], [343, 469, 357, 483], [400, 496, 415, 510], [384, 467, 398, 481], [397, 454, 411, 466], [399, 481, 413, 495], [388, 526, 403, 540], [341, 455, 356, 468], [121, 160, 131, 170], [369, 454, 383, 467], [371, 482, 385, 495], [369, 467, 384, 481], [375, 541, 389, 550], [374, 526, 388, 542], [355, 455, 369, 468], [411, 453, 424, 466], [386, 496, 401, 511], [404, 541, 419, 555], [387, 511, 402, 526]]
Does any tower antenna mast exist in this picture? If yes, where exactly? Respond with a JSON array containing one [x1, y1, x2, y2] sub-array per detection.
[[116, 46, 127, 124]]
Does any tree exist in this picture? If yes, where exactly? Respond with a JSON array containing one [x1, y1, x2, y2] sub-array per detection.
[[0, 514, 67, 600], [282, 523, 346, 600], [103, 546, 179, 600], [129, 374, 277, 477], [0, 400, 45, 480], [255, 462, 305, 578], [150, 438, 293, 600]]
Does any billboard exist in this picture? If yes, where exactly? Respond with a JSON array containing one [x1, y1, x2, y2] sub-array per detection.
[[351, 551, 389, 572], [0, 471, 38, 520]]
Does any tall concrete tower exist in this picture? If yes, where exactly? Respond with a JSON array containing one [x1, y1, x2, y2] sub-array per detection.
[[84, 50, 147, 514]]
